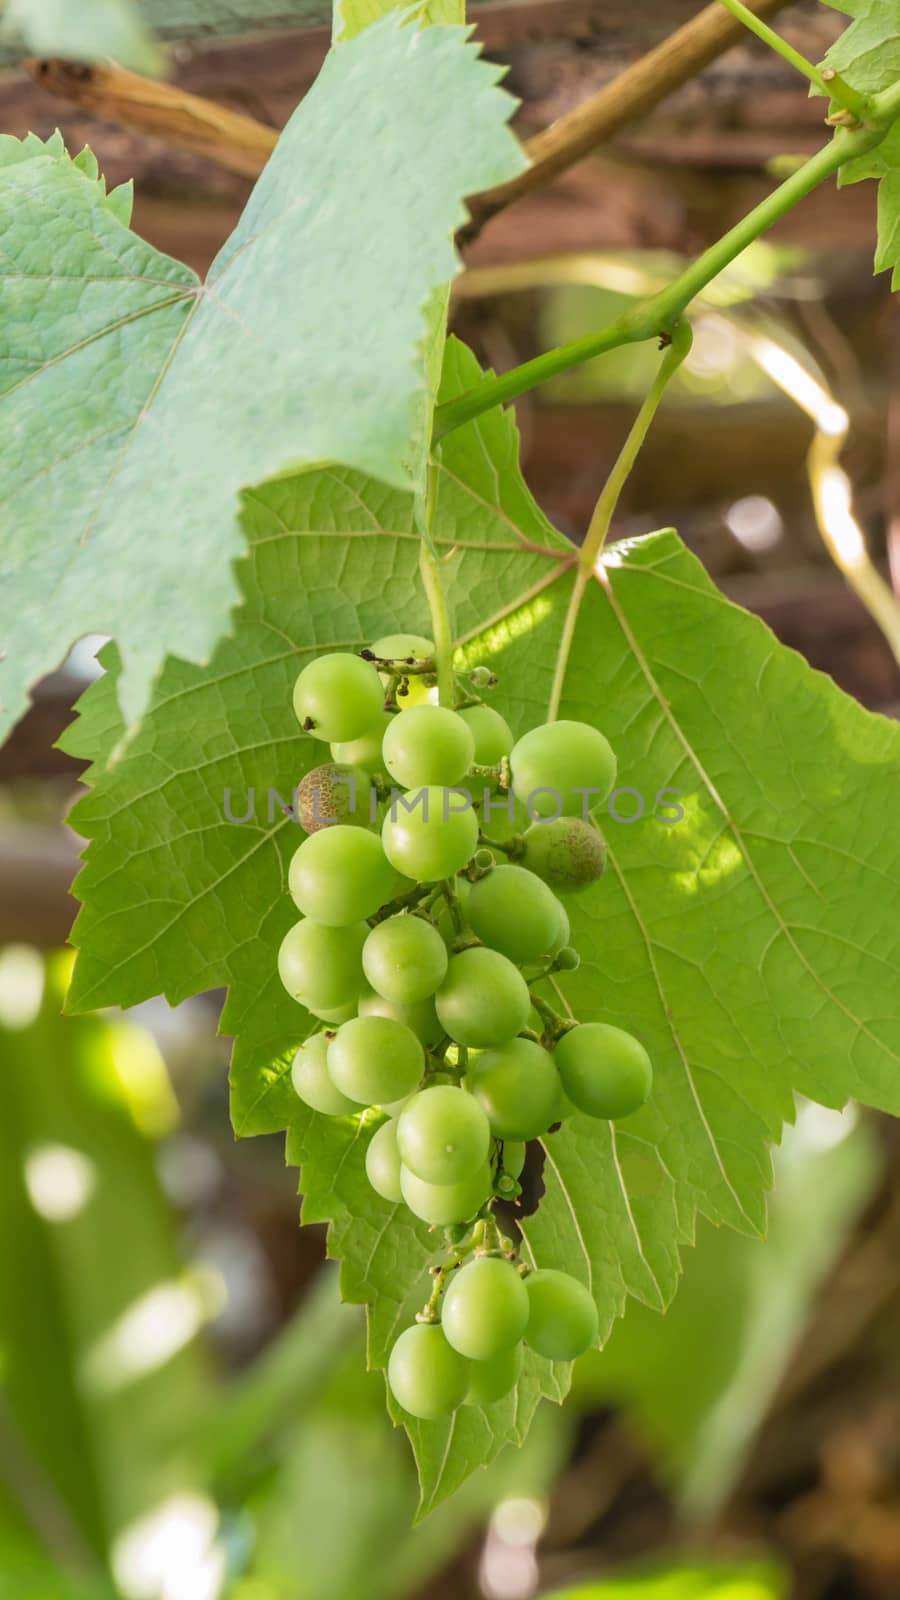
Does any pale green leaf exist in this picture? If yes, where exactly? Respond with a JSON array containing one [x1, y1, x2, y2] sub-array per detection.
[[822, 0, 900, 284], [62, 339, 900, 1504], [0, 18, 524, 742]]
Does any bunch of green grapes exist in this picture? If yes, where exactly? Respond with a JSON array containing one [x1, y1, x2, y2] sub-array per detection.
[[279, 636, 654, 1418]]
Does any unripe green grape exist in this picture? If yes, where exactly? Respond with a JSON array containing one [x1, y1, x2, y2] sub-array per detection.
[[397, 1085, 490, 1185], [458, 704, 514, 765], [309, 999, 357, 1025], [400, 1162, 492, 1225], [521, 818, 606, 894], [466, 865, 563, 965], [382, 788, 478, 882], [467, 1038, 561, 1140], [277, 919, 366, 1012], [501, 1141, 526, 1179], [327, 1015, 423, 1107], [296, 763, 372, 833], [387, 1323, 470, 1420], [396, 678, 436, 709], [435, 947, 530, 1048], [555, 1023, 652, 1119], [370, 632, 435, 668], [547, 901, 571, 958], [524, 1268, 598, 1360], [291, 1033, 357, 1116], [510, 720, 617, 817], [362, 915, 448, 1004], [371, 634, 435, 707], [293, 652, 384, 742], [330, 712, 392, 775], [469, 666, 495, 689], [288, 826, 398, 926], [382, 704, 475, 789], [465, 1341, 523, 1405], [357, 988, 444, 1047], [554, 946, 580, 971], [365, 1118, 403, 1202], [441, 1256, 529, 1361]]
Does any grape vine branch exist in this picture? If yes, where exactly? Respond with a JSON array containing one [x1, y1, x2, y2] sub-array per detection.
[[435, 76, 900, 440]]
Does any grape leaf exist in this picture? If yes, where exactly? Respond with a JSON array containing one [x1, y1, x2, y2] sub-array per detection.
[[2, 0, 162, 72], [62, 339, 900, 1507], [822, 0, 900, 284], [0, 14, 524, 743]]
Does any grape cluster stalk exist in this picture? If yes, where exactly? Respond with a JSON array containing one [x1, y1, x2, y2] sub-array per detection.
[[279, 636, 653, 1419]]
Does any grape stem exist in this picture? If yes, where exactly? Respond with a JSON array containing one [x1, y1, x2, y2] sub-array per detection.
[[714, 0, 871, 119], [546, 322, 693, 722], [530, 991, 573, 1043], [433, 81, 900, 440], [417, 470, 456, 708], [361, 651, 437, 677], [478, 831, 524, 859], [369, 880, 437, 923]]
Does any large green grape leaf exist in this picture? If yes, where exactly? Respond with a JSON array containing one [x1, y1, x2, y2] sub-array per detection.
[[62, 340, 900, 1507], [2, 0, 162, 71], [822, 0, 900, 284], [0, 14, 523, 743]]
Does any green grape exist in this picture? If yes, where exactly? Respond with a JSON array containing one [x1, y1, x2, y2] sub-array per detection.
[[555, 1023, 652, 1119], [435, 947, 530, 1048], [357, 988, 444, 1046], [327, 1016, 423, 1107], [365, 1118, 403, 1202], [400, 1162, 492, 1225], [397, 1085, 490, 1184], [382, 787, 478, 881], [370, 632, 435, 666], [330, 712, 392, 775], [310, 999, 358, 1025], [293, 652, 384, 742], [524, 1268, 598, 1360], [547, 901, 571, 958], [291, 1033, 357, 1116], [296, 763, 372, 833], [277, 919, 366, 1012], [371, 633, 436, 708], [387, 1323, 470, 1420], [521, 818, 606, 894], [501, 1141, 526, 1179], [510, 720, 617, 817], [465, 1341, 523, 1405], [466, 865, 563, 965], [467, 1038, 561, 1140], [381, 704, 475, 789], [288, 826, 398, 926], [441, 1256, 529, 1360], [362, 914, 448, 1004], [458, 704, 514, 765]]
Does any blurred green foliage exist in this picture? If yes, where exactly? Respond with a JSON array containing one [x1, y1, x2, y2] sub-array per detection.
[[0, 949, 881, 1596]]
